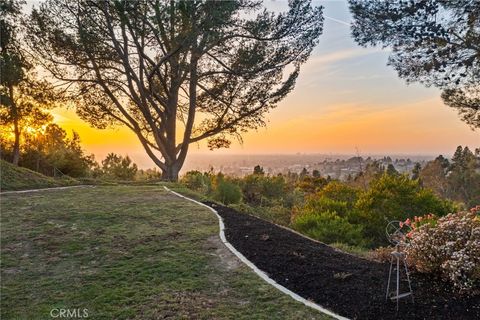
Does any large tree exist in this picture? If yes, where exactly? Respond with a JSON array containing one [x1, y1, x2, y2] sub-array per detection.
[[349, 0, 480, 129], [27, 0, 323, 180]]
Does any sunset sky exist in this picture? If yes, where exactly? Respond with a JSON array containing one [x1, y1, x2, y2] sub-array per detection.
[[42, 0, 478, 168]]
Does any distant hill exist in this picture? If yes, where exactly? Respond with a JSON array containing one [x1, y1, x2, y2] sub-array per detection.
[[0, 160, 78, 191]]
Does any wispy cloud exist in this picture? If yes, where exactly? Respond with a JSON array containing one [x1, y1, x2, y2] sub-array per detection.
[[324, 15, 351, 27], [306, 47, 383, 69]]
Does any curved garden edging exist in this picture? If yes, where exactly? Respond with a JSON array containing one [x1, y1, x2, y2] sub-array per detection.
[[164, 186, 349, 320], [0, 185, 94, 195]]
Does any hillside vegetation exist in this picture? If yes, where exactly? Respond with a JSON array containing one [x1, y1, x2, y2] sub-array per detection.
[[0, 160, 78, 191]]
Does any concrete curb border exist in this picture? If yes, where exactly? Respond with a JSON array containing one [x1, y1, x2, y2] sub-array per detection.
[[164, 186, 349, 320], [0, 185, 94, 195]]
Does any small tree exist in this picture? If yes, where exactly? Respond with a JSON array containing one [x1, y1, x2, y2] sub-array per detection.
[[419, 159, 448, 198], [214, 180, 242, 205], [386, 163, 399, 176], [411, 162, 421, 180], [101, 153, 138, 180], [447, 146, 480, 207], [253, 165, 264, 176], [300, 167, 309, 178], [41, 125, 96, 177], [352, 160, 383, 188], [27, 0, 324, 180]]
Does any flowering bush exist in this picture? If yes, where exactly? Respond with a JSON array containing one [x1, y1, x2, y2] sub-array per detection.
[[368, 246, 394, 263], [406, 206, 480, 295]]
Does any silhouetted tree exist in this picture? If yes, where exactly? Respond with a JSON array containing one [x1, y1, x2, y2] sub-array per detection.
[[349, 0, 480, 129], [101, 153, 138, 180], [300, 167, 309, 178], [419, 158, 449, 199], [411, 162, 422, 180], [435, 154, 450, 169], [448, 146, 480, 206], [1, 121, 96, 177], [27, 0, 324, 180], [386, 163, 399, 176], [0, 0, 23, 165], [0, 0, 59, 164], [353, 160, 383, 188], [253, 165, 264, 175]]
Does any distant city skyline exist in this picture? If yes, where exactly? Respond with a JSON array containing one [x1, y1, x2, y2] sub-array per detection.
[[180, 152, 438, 177], [29, 0, 477, 168]]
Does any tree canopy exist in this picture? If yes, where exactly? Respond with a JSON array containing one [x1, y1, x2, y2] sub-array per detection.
[[349, 0, 480, 129], [1, 0, 31, 165], [1, 0, 60, 165], [27, 0, 324, 180]]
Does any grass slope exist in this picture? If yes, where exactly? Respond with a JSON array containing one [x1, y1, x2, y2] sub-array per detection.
[[0, 160, 78, 191], [1, 185, 330, 319]]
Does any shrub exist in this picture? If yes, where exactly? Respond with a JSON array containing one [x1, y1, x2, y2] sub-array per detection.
[[214, 180, 242, 205], [242, 174, 264, 205], [282, 187, 305, 209], [181, 170, 212, 193], [259, 204, 292, 226], [353, 173, 454, 246], [406, 207, 480, 295], [317, 182, 360, 207], [262, 175, 287, 199], [368, 246, 395, 263], [296, 176, 328, 193], [304, 195, 349, 217], [293, 210, 366, 246], [242, 174, 286, 205], [136, 168, 162, 181]]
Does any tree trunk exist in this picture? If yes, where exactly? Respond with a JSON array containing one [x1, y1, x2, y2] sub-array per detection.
[[161, 164, 180, 181], [12, 117, 20, 166], [9, 85, 20, 166]]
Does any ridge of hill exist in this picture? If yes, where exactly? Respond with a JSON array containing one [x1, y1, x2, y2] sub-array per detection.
[[0, 160, 78, 191]]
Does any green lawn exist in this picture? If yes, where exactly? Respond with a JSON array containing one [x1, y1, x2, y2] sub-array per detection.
[[1, 185, 330, 319]]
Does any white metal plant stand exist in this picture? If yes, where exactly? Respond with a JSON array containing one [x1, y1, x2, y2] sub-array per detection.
[[385, 221, 414, 311]]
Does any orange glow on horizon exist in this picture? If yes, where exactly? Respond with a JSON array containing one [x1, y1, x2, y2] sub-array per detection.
[[51, 93, 479, 169]]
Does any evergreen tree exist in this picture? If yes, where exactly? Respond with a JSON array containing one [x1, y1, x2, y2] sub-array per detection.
[[27, 0, 324, 180], [350, 0, 480, 128], [386, 163, 399, 176], [411, 162, 422, 180]]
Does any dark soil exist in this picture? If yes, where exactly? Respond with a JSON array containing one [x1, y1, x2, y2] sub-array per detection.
[[205, 202, 480, 320]]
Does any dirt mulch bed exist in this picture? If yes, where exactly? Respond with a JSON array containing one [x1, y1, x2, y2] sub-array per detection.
[[205, 202, 480, 320]]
